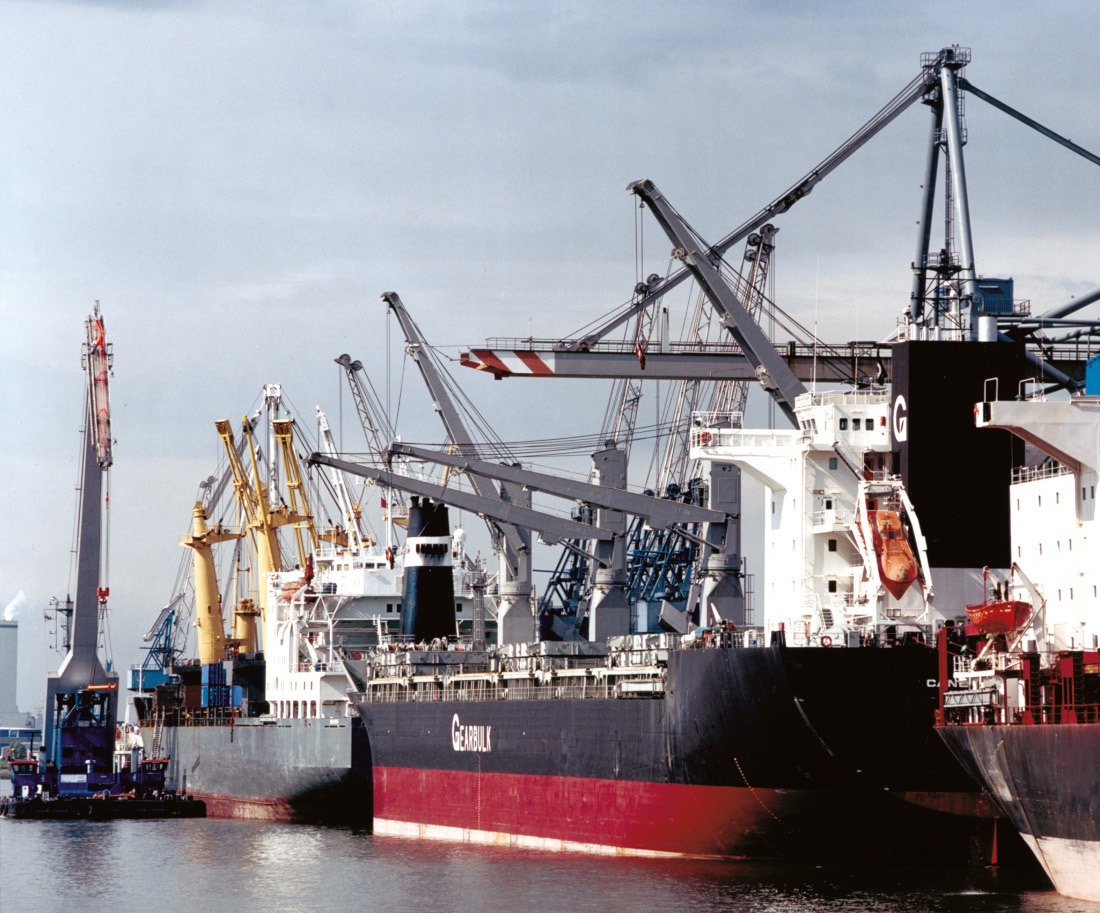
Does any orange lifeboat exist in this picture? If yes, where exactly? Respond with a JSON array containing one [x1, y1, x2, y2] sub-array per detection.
[[965, 599, 1031, 635], [869, 509, 918, 600], [965, 568, 1031, 634]]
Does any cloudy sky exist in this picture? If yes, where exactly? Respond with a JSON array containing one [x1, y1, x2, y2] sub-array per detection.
[[4, 0, 1100, 713]]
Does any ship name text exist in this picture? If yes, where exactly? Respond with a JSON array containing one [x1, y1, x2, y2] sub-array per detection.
[[451, 714, 492, 753]]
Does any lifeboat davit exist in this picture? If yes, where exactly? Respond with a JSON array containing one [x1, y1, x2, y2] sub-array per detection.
[[870, 509, 919, 600]]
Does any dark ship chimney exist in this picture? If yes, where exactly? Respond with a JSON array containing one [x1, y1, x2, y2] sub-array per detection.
[[401, 496, 456, 641]]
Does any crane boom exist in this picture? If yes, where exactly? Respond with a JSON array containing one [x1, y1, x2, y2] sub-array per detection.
[[44, 303, 118, 764], [629, 179, 808, 425], [55, 304, 113, 692], [273, 418, 319, 564], [307, 453, 612, 546], [387, 442, 726, 528]]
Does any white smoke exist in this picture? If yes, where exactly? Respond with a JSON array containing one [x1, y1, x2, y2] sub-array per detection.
[[3, 590, 26, 621]]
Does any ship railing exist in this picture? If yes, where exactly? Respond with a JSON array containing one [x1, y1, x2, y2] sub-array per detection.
[[298, 661, 338, 673], [799, 390, 889, 408], [811, 506, 852, 529], [690, 422, 807, 451], [690, 410, 744, 430], [1012, 461, 1071, 484], [948, 701, 1100, 726], [358, 666, 667, 703], [159, 706, 241, 727]]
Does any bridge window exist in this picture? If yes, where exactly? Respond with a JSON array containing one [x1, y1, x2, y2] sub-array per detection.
[[839, 418, 848, 431], [828, 539, 837, 552]]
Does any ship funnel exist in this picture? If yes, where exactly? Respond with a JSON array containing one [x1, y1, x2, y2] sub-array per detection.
[[401, 496, 456, 642]]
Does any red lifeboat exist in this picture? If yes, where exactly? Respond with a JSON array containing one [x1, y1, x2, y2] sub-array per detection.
[[965, 568, 1031, 634], [869, 509, 919, 600], [965, 599, 1031, 635]]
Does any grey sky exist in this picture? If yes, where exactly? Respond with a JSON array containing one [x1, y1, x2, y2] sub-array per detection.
[[4, 0, 1100, 713]]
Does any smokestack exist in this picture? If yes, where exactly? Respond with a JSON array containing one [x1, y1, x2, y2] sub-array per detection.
[[0, 620, 18, 714], [401, 497, 456, 642]]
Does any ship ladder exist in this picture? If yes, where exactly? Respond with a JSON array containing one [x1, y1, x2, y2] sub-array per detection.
[[152, 708, 166, 758]]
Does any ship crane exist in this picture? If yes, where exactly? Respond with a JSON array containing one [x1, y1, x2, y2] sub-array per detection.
[[307, 449, 643, 641], [389, 442, 744, 633], [335, 353, 409, 537], [384, 292, 535, 643], [307, 453, 612, 548], [316, 407, 370, 554], [464, 47, 1100, 392], [216, 416, 309, 652], [629, 179, 809, 427]]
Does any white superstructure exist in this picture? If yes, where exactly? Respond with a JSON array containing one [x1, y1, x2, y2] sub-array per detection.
[[691, 391, 945, 645], [263, 535, 485, 720], [982, 395, 1100, 651]]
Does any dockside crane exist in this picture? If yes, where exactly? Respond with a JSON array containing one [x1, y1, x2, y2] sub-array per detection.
[[464, 48, 1100, 392], [42, 304, 120, 774]]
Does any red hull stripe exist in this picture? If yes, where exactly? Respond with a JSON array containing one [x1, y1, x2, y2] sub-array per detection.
[[374, 766, 795, 857]]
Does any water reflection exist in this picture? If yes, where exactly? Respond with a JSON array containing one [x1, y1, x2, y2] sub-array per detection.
[[0, 816, 1074, 913]]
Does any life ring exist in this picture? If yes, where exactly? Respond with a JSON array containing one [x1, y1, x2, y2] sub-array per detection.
[[700, 431, 712, 445], [821, 635, 833, 648], [351, 651, 362, 661]]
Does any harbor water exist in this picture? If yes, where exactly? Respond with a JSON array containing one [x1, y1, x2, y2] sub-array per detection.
[[2, 782, 1090, 913]]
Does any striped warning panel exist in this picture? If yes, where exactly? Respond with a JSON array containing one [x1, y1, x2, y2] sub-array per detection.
[[460, 349, 555, 376]]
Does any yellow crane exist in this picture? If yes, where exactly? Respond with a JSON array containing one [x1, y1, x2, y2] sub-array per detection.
[[216, 416, 309, 652], [273, 418, 318, 564], [179, 502, 243, 665]]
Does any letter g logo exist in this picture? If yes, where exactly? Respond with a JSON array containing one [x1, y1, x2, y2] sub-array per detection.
[[892, 395, 908, 442]]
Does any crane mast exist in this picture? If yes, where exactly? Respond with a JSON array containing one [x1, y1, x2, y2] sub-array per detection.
[[316, 407, 370, 553], [42, 303, 119, 765]]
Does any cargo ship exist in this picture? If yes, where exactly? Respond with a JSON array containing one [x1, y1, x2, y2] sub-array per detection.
[[133, 390, 487, 821], [938, 389, 1100, 902], [339, 366, 1036, 863]]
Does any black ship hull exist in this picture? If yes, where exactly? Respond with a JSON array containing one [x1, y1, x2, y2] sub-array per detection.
[[356, 644, 1023, 863], [938, 723, 1100, 901]]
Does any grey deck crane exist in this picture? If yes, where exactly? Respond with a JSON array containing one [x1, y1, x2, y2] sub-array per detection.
[[387, 442, 744, 633], [384, 292, 535, 643], [306, 454, 616, 639]]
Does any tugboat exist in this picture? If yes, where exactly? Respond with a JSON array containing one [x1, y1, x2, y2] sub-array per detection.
[[2, 731, 201, 820], [1, 304, 204, 821]]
